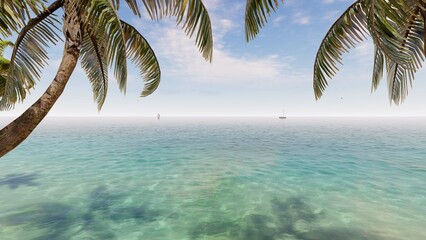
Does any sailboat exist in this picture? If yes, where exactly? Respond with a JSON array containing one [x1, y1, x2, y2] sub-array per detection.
[[157, 113, 160, 120], [279, 109, 286, 119]]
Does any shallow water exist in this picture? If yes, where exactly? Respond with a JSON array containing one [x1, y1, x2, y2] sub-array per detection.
[[0, 117, 425, 240]]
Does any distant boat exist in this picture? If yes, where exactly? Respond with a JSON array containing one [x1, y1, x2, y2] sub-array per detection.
[[279, 109, 286, 119], [157, 113, 160, 120]]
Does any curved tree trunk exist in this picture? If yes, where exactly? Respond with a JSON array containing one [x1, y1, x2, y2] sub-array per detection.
[[0, 50, 79, 157], [0, 1, 82, 157]]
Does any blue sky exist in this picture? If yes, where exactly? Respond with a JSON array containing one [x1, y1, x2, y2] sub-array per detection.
[[2, 0, 426, 117]]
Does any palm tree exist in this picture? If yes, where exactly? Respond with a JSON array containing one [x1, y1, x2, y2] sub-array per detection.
[[245, 1, 426, 103], [245, 0, 284, 42], [313, 0, 426, 104], [0, 0, 213, 157], [0, 40, 13, 98]]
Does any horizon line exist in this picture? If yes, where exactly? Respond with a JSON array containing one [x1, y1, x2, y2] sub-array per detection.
[[2, 115, 426, 118]]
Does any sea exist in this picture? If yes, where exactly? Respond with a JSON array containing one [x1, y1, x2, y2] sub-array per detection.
[[0, 117, 425, 240]]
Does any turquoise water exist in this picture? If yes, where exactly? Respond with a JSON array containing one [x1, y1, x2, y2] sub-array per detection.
[[0, 117, 425, 240]]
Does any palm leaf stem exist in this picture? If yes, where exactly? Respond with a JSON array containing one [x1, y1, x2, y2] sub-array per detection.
[[86, 33, 108, 109]]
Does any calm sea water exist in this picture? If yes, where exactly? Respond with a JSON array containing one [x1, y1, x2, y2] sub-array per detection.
[[0, 117, 425, 240]]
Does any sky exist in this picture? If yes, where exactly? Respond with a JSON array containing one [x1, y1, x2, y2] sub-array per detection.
[[1, 0, 426, 117]]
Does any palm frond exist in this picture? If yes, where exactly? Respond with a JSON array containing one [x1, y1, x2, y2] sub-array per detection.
[[140, 0, 174, 19], [0, 75, 6, 97], [121, 20, 161, 97], [0, 0, 25, 37], [0, 41, 12, 75], [385, 7, 424, 104], [0, 40, 13, 56], [0, 40, 12, 96], [120, 0, 141, 16], [245, 0, 283, 42], [141, 0, 213, 62], [371, 46, 384, 92], [0, 57, 10, 75], [0, 0, 47, 37], [80, 32, 109, 110], [366, 0, 416, 68], [0, 14, 60, 110], [83, 0, 128, 93], [313, 1, 368, 100], [385, 56, 414, 105]]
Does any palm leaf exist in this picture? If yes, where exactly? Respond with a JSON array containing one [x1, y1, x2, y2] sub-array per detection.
[[0, 40, 13, 57], [0, 40, 12, 76], [371, 46, 384, 92], [82, 0, 128, 93], [140, 0, 174, 19], [121, 20, 161, 97], [0, 57, 10, 75], [384, 6, 424, 104], [366, 0, 416, 68], [385, 57, 413, 105], [0, 0, 25, 37], [0, 40, 10, 96], [141, 0, 213, 62], [112, 0, 141, 16], [0, 14, 60, 110], [245, 0, 283, 42], [313, 1, 369, 99], [0, 0, 47, 37], [80, 32, 109, 110], [0, 75, 6, 97]]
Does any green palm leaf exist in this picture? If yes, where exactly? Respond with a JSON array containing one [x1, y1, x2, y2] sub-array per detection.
[[80, 31, 109, 110], [315, 0, 425, 104], [0, 40, 13, 78], [111, 0, 141, 16], [388, 9, 423, 104], [0, 75, 6, 97], [0, 0, 25, 37], [0, 40, 13, 56], [245, 0, 283, 42], [82, 0, 128, 93], [386, 56, 413, 105], [313, 1, 369, 99], [371, 46, 384, 92], [0, 14, 60, 110], [0, 0, 47, 37], [0, 57, 10, 76], [366, 0, 415, 68], [121, 20, 161, 97], [0, 40, 13, 97], [141, 0, 213, 62], [369, 1, 424, 104]]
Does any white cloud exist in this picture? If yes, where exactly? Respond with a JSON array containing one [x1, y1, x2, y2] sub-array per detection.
[[202, 0, 224, 10], [219, 19, 235, 31], [293, 12, 311, 25], [144, 22, 307, 88], [126, 0, 307, 88], [296, 17, 311, 25], [273, 16, 286, 24], [353, 40, 374, 58]]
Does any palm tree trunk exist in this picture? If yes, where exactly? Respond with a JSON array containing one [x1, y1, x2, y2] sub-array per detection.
[[0, 1, 82, 157]]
